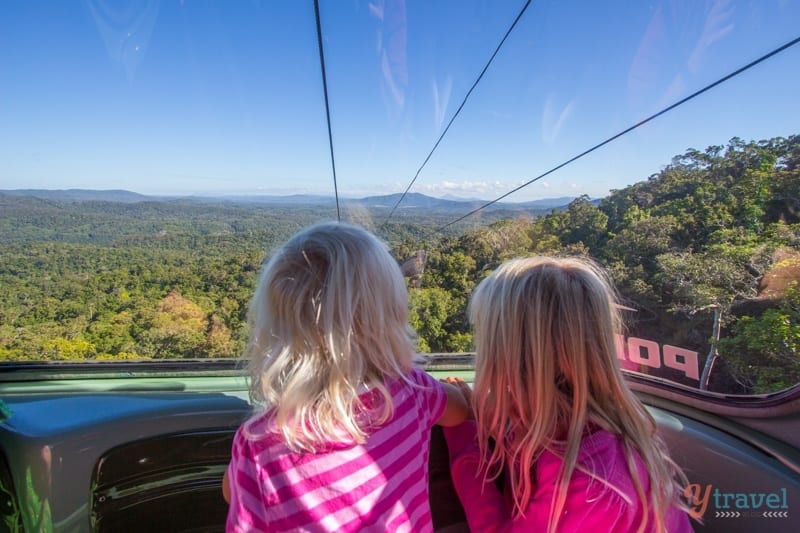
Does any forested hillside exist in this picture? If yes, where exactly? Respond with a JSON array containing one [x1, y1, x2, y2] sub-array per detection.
[[403, 136, 800, 394], [1, 136, 798, 394]]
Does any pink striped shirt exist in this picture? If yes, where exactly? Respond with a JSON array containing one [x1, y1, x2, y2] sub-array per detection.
[[226, 367, 447, 532]]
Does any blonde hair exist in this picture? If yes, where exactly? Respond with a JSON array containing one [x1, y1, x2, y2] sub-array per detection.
[[469, 256, 688, 533], [245, 222, 416, 451]]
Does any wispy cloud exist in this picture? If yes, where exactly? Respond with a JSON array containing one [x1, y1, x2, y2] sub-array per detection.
[[368, 1, 383, 20], [688, 0, 735, 74], [374, 0, 408, 116], [541, 95, 575, 144], [432, 77, 453, 132]]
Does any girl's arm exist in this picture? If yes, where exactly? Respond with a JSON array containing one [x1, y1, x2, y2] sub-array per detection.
[[225, 428, 272, 532], [443, 421, 521, 532], [410, 367, 470, 427], [435, 380, 471, 427], [222, 465, 231, 503]]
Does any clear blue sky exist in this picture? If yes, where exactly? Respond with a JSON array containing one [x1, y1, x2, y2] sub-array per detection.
[[1, 0, 798, 201]]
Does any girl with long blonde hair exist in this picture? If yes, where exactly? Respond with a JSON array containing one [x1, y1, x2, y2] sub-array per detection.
[[444, 256, 692, 532], [224, 222, 469, 532]]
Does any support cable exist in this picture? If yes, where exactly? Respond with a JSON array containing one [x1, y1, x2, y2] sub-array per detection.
[[313, 0, 341, 221], [436, 34, 800, 232], [383, 0, 533, 224]]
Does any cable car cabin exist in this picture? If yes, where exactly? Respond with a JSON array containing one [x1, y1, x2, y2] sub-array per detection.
[[1, 358, 798, 532], [2, 0, 800, 531]]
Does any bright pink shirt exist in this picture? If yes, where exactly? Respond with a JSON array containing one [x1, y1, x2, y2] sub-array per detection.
[[226, 367, 447, 532], [444, 421, 694, 532]]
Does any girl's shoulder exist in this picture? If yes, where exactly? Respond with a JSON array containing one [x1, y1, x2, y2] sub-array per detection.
[[381, 366, 449, 425], [405, 365, 445, 387], [237, 409, 284, 447], [378, 365, 444, 397], [576, 428, 625, 460], [537, 429, 635, 487]]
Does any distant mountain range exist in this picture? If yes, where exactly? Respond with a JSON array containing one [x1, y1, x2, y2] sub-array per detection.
[[0, 189, 151, 203], [0, 189, 581, 211]]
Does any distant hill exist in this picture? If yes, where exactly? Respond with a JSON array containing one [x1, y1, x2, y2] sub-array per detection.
[[351, 192, 577, 211], [0, 189, 579, 211], [0, 189, 152, 203], [352, 192, 480, 210], [517, 196, 580, 209], [205, 194, 337, 205]]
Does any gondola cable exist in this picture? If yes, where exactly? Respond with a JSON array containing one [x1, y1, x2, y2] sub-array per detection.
[[313, 0, 341, 222], [382, 0, 534, 226], [435, 34, 800, 233]]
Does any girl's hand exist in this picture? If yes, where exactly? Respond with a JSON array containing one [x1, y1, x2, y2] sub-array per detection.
[[441, 376, 474, 418], [222, 465, 231, 503], [442, 376, 472, 404]]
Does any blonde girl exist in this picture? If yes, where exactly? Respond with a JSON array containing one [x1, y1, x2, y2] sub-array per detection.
[[224, 222, 469, 532], [443, 256, 692, 532]]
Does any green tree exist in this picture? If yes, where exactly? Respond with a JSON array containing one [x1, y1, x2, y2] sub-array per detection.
[[719, 283, 800, 393], [655, 242, 771, 390], [409, 287, 470, 353], [40, 338, 96, 360], [561, 195, 609, 252], [206, 315, 236, 357], [143, 290, 208, 358]]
